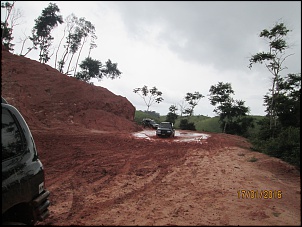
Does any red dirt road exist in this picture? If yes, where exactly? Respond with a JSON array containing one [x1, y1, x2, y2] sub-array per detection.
[[34, 128, 301, 226]]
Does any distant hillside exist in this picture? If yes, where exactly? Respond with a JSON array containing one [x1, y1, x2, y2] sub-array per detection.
[[1, 48, 141, 132], [134, 110, 264, 134]]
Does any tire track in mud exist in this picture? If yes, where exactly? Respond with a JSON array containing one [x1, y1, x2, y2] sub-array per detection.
[[72, 143, 191, 224], [36, 131, 230, 225]]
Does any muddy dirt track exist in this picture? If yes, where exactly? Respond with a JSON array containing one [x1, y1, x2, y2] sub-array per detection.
[[33, 128, 301, 226]]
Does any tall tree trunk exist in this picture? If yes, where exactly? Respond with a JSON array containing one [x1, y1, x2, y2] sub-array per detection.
[[223, 121, 227, 133], [66, 53, 75, 75], [73, 37, 87, 77], [55, 29, 66, 69]]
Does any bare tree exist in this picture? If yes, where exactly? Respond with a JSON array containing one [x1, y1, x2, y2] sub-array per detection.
[[72, 18, 97, 76], [133, 85, 164, 112], [57, 14, 78, 73]]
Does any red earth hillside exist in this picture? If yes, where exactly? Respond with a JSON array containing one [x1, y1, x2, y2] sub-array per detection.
[[1, 48, 141, 132]]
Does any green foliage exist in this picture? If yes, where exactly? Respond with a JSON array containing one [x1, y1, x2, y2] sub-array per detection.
[[250, 126, 300, 167], [100, 59, 122, 80], [75, 57, 101, 82], [143, 110, 160, 119], [244, 116, 264, 137], [209, 81, 253, 135], [135, 112, 263, 135], [266, 73, 301, 128], [193, 116, 221, 132], [1, 21, 14, 51], [165, 112, 178, 124], [165, 105, 178, 124], [173, 115, 220, 132], [209, 82, 234, 106], [249, 73, 300, 167], [249, 22, 290, 70], [183, 92, 204, 116], [75, 57, 121, 82], [223, 116, 255, 137], [249, 22, 293, 130], [179, 119, 196, 131], [29, 2, 63, 63], [1, 2, 15, 51], [248, 22, 300, 168], [248, 52, 274, 66], [57, 14, 97, 74]]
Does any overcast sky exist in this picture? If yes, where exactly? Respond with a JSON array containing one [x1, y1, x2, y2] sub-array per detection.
[[2, 1, 301, 117]]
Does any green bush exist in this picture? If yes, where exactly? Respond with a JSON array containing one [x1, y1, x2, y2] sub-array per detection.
[[179, 119, 196, 130], [250, 126, 300, 167]]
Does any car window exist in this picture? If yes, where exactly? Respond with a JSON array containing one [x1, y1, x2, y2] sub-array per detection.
[[160, 123, 172, 128], [1, 107, 24, 160]]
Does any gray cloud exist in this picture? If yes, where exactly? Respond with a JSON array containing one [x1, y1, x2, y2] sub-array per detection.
[[113, 1, 301, 72]]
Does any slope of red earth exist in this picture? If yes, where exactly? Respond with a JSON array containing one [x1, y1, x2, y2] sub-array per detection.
[[1, 48, 301, 226], [1, 48, 140, 133]]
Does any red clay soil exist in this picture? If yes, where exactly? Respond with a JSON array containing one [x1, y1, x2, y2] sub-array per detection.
[[1, 48, 301, 226]]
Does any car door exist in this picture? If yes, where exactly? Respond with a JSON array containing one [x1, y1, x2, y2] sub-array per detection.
[[2, 104, 44, 214]]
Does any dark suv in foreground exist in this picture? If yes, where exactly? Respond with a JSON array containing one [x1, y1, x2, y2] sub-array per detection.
[[156, 122, 175, 138], [2, 97, 50, 225]]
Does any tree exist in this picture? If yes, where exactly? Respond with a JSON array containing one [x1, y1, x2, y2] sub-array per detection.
[[178, 99, 187, 117], [56, 13, 78, 72], [72, 18, 97, 76], [248, 22, 293, 130], [263, 73, 300, 129], [166, 105, 178, 124], [75, 57, 122, 83], [27, 3, 63, 63], [208, 82, 234, 107], [274, 73, 300, 128], [1, 1, 22, 51], [133, 85, 164, 112], [1, 21, 13, 51], [209, 82, 253, 135], [179, 119, 196, 130], [55, 14, 97, 76], [182, 92, 204, 116], [248, 22, 300, 167], [178, 91, 203, 131]]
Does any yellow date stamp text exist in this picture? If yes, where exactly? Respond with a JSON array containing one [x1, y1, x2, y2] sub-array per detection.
[[237, 190, 282, 199]]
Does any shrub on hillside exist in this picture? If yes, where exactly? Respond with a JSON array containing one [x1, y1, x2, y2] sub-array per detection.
[[179, 119, 196, 131]]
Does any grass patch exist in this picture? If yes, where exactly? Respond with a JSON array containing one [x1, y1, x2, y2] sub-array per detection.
[[248, 156, 258, 162], [272, 212, 281, 217]]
